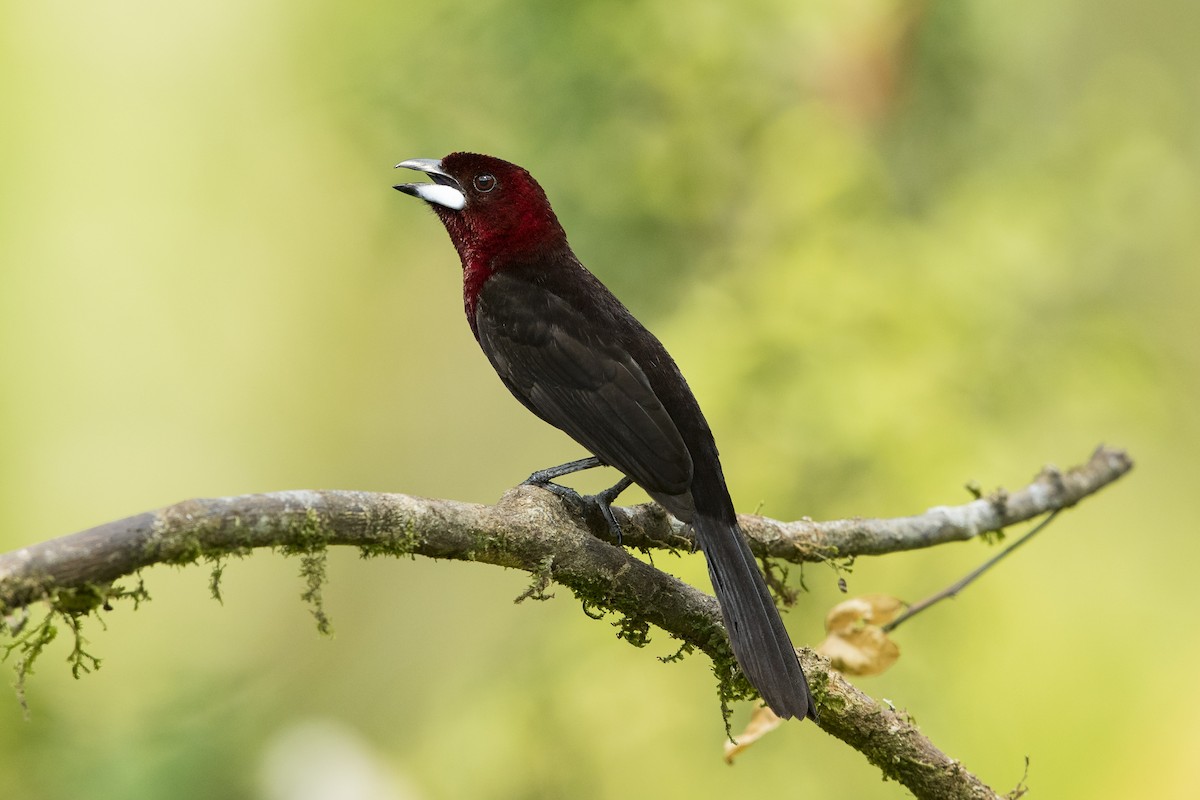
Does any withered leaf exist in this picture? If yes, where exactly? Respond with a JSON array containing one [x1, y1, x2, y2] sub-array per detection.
[[816, 594, 904, 677], [723, 705, 783, 764]]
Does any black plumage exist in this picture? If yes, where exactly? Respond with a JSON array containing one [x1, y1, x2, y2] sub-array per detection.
[[395, 153, 815, 720]]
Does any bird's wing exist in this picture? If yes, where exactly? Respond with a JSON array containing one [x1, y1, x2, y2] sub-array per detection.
[[474, 271, 693, 495]]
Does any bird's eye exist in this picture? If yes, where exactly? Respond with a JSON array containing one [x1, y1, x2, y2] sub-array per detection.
[[473, 173, 497, 193]]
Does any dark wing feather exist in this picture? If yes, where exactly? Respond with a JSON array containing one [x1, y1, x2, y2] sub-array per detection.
[[474, 271, 692, 495]]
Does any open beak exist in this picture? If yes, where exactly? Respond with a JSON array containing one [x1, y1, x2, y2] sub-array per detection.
[[393, 158, 466, 211]]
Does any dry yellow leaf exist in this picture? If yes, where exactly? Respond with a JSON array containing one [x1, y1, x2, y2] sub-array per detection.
[[723, 705, 783, 764], [816, 594, 904, 677], [824, 594, 905, 631]]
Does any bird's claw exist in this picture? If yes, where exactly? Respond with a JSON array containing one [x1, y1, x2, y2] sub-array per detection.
[[521, 459, 633, 545], [589, 476, 635, 544]]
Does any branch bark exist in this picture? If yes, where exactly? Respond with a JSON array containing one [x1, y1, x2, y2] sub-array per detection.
[[0, 445, 1132, 799]]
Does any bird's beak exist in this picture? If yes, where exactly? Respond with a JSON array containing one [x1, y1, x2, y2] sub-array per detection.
[[393, 158, 466, 211]]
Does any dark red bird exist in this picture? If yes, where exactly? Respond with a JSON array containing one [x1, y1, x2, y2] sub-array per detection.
[[394, 152, 815, 720]]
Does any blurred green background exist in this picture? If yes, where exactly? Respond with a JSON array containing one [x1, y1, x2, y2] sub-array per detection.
[[1, 0, 1196, 797]]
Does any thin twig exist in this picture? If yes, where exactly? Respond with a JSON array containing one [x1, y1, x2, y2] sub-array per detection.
[[883, 510, 1061, 633]]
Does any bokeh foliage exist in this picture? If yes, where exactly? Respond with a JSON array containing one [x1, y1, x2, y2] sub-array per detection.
[[1, 0, 1196, 797]]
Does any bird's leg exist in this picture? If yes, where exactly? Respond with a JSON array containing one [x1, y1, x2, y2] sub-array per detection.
[[522, 457, 634, 543], [522, 456, 606, 500]]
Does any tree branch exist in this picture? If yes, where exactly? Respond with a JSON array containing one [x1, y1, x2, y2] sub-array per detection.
[[0, 445, 1131, 799], [718, 444, 1132, 561]]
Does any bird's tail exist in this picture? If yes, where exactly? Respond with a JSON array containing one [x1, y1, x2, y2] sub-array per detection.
[[693, 512, 816, 720]]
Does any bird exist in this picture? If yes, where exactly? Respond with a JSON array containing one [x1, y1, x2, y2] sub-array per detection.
[[393, 152, 815, 720]]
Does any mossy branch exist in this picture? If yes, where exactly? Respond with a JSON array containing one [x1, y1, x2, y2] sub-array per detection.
[[0, 445, 1131, 799]]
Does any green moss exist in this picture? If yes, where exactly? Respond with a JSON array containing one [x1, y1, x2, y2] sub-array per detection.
[[150, 529, 205, 566], [207, 556, 227, 604], [762, 558, 800, 606], [203, 547, 252, 605], [806, 665, 841, 719], [271, 508, 335, 636], [356, 519, 423, 559], [141, 512, 257, 570], [278, 507, 331, 556], [706, 643, 761, 739], [49, 585, 105, 615], [298, 549, 333, 637], [613, 615, 651, 647], [62, 612, 102, 680], [555, 561, 755, 725], [514, 556, 556, 603], [1, 577, 149, 716], [579, 599, 606, 620], [151, 528, 237, 567], [658, 640, 694, 664], [2, 609, 58, 717]]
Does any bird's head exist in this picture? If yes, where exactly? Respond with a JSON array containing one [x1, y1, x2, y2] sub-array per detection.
[[394, 153, 568, 269]]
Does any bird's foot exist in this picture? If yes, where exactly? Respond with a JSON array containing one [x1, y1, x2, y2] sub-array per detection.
[[588, 476, 635, 544], [521, 458, 633, 544], [522, 457, 597, 507]]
